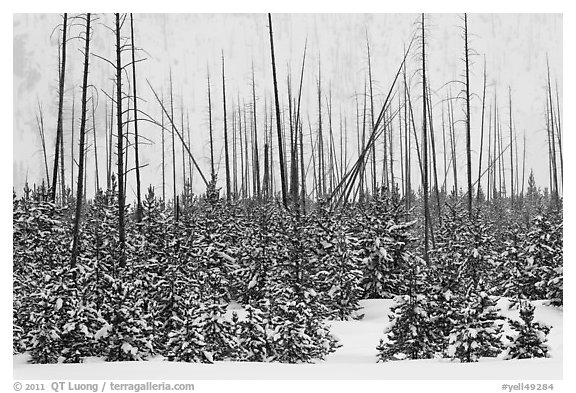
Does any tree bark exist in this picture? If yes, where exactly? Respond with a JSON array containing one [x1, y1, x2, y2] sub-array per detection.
[[268, 14, 288, 208], [71, 13, 91, 268]]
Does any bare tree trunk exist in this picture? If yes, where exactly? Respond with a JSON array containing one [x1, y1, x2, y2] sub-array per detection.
[[398, 93, 404, 198], [268, 14, 288, 208], [464, 13, 473, 217], [487, 104, 492, 202], [299, 117, 306, 211], [108, 84, 114, 192], [448, 91, 458, 196], [70, 93, 75, 197], [294, 40, 307, 208], [521, 131, 526, 198], [366, 33, 378, 194], [360, 81, 367, 201], [51, 13, 67, 203], [317, 60, 325, 198], [169, 70, 177, 216], [425, 82, 440, 221], [161, 92, 166, 203], [130, 13, 142, 221], [181, 99, 186, 196], [441, 100, 447, 193], [232, 108, 238, 197], [187, 113, 193, 189], [115, 13, 126, 268], [477, 57, 487, 201], [251, 64, 261, 198], [554, 79, 563, 188], [244, 104, 250, 199], [239, 102, 245, 198], [546, 58, 559, 205], [404, 64, 411, 208], [508, 86, 515, 207], [71, 13, 91, 268], [91, 93, 100, 193], [36, 100, 50, 186], [60, 107, 65, 202], [421, 13, 430, 263], [207, 70, 215, 179], [222, 52, 231, 202], [104, 97, 108, 190]]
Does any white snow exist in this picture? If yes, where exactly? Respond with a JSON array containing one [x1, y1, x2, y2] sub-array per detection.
[[13, 298, 562, 380]]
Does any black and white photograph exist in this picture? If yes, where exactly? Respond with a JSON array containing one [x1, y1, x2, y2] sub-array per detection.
[[11, 7, 566, 391]]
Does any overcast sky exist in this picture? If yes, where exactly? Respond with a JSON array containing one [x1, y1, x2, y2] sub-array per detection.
[[13, 13, 562, 200]]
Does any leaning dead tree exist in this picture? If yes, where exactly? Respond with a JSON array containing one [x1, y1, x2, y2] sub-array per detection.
[[328, 36, 414, 209]]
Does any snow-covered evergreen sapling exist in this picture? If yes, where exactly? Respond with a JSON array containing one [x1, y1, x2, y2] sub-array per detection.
[[377, 263, 440, 361], [165, 303, 209, 363], [198, 303, 240, 361], [505, 301, 550, 359], [448, 291, 505, 362], [238, 304, 271, 362]]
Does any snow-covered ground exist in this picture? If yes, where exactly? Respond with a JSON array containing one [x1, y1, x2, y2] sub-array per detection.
[[13, 298, 562, 380]]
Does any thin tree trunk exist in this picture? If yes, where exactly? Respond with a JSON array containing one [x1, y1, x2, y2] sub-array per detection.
[[366, 33, 378, 194], [232, 107, 238, 197], [108, 84, 114, 192], [244, 104, 250, 199], [239, 102, 245, 198], [130, 13, 142, 221], [477, 57, 487, 201], [91, 93, 100, 193], [115, 13, 126, 268], [60, 108, 65, 201], [71, 13, 91, 268], [268, 13, 287, 208], [169, 70, 177, 216], [104, 97, 108, 191], [546, 58, 559, 204], [51, 13, 67, 202], [222, 52, 231, 202], [426, 83, 441, 222], [554, 79, 563, 187], [448, 91, 458, 196], [294, 40, 307, 207], [161, 92, 166, 203], [441, 99, 447, 193], [404, 65, 411, 208], [207, 70, 215, 179], [508, 86, 514, 207], [487, 104, 492, 202], [181, 99, 186, 196], [464, 13, 473, 217], [252, 64, 261, 198], [521, 131, 526, 198], [421, 13, 430, 263], [71, 93, 75, 197], [36, 100, 50, 186], [317, 60, 325, 197]]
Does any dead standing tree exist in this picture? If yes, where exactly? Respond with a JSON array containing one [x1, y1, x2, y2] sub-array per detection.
[[268, 13, 288, 208], [50, 13, 67, 203], [70, 13, 92, 268]]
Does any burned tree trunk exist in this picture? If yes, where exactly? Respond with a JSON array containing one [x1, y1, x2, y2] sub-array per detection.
[[71, 13, 92, 268], [51, 13, 67, 202]]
